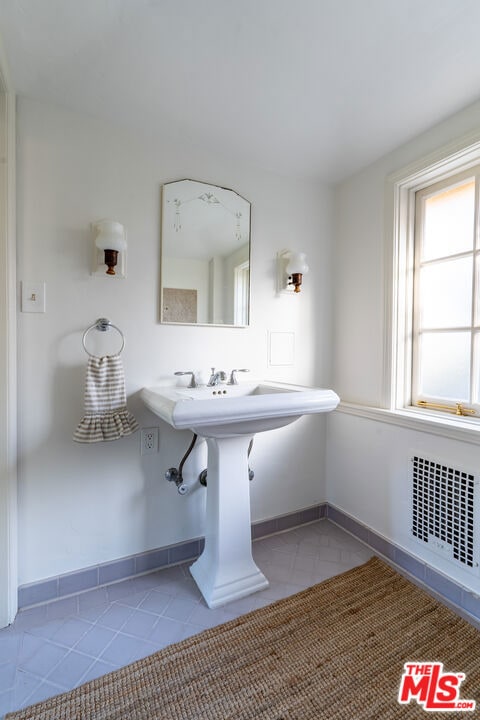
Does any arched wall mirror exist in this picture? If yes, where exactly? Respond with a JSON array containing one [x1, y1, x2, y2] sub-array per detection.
[[160, 179, 251, 326]]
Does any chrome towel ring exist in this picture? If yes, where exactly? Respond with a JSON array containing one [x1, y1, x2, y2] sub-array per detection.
[[82, 318, 125, 358]]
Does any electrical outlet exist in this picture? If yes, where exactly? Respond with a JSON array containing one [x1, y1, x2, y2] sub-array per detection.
[[141, 427, 158, 455]]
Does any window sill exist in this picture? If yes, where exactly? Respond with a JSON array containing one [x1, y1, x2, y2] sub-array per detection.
[[336, 402, 480, 444]]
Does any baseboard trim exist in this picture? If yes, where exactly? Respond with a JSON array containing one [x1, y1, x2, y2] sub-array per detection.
[[18, 502, 480, 624], [18, 504, 327, 609], [326, 504, 480, 625]]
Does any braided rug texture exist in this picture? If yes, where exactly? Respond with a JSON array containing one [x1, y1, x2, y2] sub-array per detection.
[[6, 557, 480, 720]]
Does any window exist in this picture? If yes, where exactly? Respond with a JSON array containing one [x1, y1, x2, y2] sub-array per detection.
[[413, 170, 479, 417], [388, 134, 480, 428], [233, 261, 249, 326]]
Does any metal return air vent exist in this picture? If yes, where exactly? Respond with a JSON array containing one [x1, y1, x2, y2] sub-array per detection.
[[411, 455, 478, 570]]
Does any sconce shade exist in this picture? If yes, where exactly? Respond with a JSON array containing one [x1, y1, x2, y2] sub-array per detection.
[[286, 251, 308, 293], [95, 220, 127, 252], [286, 252, 309, 276], [94, 220, 126, 276]]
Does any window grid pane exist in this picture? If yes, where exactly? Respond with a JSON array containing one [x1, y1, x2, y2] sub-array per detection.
[[418, 256, 472, 330], [472, 332, 480, 406], [474, 252, 480, 327], [417, 331, 471, 402], [422, 179, 475, 262]]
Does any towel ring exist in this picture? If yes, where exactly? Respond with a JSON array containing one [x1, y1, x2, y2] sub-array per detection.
[[82, 318, 125, 358]]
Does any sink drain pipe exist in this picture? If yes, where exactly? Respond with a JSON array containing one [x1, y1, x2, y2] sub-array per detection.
[[165, 433, 198, 495], [199, 438, 254, 486]]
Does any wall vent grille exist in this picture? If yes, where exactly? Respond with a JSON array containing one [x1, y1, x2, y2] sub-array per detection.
[[410, 455, 478, 570]]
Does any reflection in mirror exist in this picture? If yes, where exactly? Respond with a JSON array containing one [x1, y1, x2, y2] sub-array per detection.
[[161, 179, 251, 326]]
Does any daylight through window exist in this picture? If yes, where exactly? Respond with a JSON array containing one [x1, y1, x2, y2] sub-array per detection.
[[413, 168, 480, 417]]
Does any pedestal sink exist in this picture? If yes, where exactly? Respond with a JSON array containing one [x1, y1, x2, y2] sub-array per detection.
[[141, 381, 339, 608]]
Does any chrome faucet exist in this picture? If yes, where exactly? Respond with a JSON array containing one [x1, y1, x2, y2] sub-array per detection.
[[207, 367, 227, 386], [227, 368, 250, 385], [174, 371, 198, 388]]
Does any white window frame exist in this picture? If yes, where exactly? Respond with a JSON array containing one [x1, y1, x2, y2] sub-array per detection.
[[382, 131, 480, 442], [412, 169, 480, 415], [0, 45, 17, 627]]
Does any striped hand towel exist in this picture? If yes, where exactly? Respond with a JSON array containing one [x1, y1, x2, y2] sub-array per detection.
[[73, 355, 138, 443]]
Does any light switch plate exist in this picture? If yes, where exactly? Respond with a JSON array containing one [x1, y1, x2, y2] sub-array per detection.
[[21, 281, 46, 313]]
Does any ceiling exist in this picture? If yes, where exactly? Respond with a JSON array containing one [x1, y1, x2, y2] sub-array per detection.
[[2, 0, 480, 183]]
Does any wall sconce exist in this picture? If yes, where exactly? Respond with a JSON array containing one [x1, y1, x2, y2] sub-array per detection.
[[277, 250, 309, 294], [92, 219, 127, 278]]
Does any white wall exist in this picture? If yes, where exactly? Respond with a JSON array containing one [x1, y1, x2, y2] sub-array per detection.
[[16, 96, 333, 586], [329, 99, 480, 592]]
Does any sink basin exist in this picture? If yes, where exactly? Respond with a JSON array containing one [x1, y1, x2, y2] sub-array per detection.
[[141, 380, 339, 608], [141, 381, 339, 438]]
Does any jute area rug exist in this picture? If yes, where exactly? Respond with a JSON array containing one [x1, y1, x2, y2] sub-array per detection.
[[7, 557, 480, 720]]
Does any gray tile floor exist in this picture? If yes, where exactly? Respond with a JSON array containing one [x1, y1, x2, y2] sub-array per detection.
[[0, 519, 372, 718]]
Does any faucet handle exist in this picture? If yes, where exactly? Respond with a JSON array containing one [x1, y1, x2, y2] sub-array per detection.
[[174, 371, 198, 388], [227, 368, 250, 385]]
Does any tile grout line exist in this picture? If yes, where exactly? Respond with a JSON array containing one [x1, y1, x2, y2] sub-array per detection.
[[0, 521, 369, 718]]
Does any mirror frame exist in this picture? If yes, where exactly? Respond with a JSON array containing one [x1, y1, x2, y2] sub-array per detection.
[[160, 178, 251, 328]]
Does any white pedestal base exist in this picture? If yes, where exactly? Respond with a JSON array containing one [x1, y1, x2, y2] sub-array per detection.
[[190, 434, 269, 609]]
